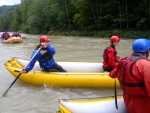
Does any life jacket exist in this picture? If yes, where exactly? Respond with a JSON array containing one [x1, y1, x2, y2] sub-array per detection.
[[116, 55, 147, 96], [16, 34, 21, 37], [39, 50, 53, 67], [2, 33, 10, 39], [103, 45, 117, 63]]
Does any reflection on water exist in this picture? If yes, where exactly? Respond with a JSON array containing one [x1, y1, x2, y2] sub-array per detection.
[[0, 33, 134, 113]]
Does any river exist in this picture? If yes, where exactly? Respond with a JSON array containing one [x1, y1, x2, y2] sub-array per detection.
[[0, 33, 134, 113]]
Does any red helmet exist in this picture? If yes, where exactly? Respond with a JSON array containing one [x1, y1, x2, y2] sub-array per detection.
[[40, 36, 50, 43], [110, 35, 120, 43]]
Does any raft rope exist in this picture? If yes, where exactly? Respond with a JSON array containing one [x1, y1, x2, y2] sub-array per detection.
[[114, 78, 118, 109]]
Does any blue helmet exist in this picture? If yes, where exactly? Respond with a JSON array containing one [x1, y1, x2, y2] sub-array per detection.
[[132, 38, 150, 52]]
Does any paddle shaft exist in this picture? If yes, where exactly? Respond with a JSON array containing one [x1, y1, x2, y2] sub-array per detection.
[[2, 47, 42, 97]]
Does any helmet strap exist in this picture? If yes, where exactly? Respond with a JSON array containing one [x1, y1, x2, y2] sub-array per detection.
[[146, 50, 149, 58]]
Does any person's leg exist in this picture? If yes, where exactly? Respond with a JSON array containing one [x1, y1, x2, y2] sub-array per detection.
[[43, 68, 59, 72], [53, 63, 66, 72], [103, 66, 113, 72], [43, 63, 67, 72]]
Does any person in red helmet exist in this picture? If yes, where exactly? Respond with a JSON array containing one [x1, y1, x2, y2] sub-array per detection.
[[20, 35, 66, 73], [102, 35, 121, 72]]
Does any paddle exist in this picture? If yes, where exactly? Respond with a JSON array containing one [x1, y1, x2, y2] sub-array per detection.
[[2, 46, 42, 97]]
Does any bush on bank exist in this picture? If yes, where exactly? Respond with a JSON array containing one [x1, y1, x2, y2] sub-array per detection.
[[48, 29, 150, 39]]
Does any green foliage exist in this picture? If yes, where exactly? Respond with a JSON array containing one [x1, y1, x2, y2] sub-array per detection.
[[20, 23, 29, 33], [0, 0, 150, 38], [46, 29, 150, 39]]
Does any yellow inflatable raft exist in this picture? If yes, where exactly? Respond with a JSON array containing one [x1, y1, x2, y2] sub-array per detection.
[[1, 37, 23, 44], [4, 57, 120, 88], [57, 96, 128, 113]]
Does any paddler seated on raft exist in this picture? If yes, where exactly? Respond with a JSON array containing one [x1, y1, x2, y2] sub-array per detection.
[[12, 32, 21, 37], [1, 31, 10, 40], [102, 35, 121, 72], [20, 35, 66, 73]]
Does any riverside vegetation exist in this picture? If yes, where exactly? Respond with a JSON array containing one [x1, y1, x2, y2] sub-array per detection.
[[0, 0, 150, 39]]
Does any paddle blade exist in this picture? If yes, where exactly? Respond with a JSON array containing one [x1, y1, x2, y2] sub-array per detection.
[[2, 73, 22, 97], [2, 88, 10, 97]]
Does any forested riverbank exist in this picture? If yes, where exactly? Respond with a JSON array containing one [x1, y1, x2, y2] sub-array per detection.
[[0, 0, 150, 38], [48, 29, 150, 39]]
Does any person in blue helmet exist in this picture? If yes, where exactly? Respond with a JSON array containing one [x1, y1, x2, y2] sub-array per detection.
[[109, 38, 150, 113], [20, 35, 66, 73]]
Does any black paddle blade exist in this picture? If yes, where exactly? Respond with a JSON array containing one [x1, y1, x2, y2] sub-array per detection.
[[2, 88, 10, 97], [2, 73, 22, 97]]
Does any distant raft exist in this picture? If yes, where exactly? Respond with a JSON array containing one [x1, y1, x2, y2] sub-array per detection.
[[1, 37, 23, 44], [57, 96, 128, 113]]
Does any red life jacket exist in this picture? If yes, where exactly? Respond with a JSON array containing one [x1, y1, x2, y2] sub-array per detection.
[[103, 45, 117, 63], [116, 55, 147, 96], [1, 33, 10, 40]]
